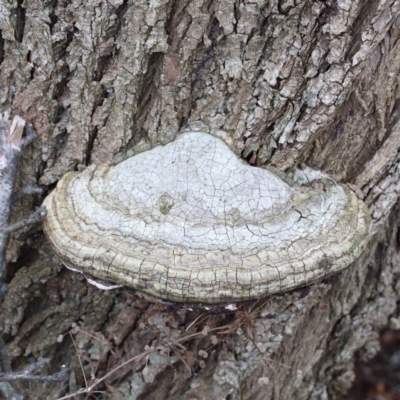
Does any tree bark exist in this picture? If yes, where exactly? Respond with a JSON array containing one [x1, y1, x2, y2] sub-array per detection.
[[0, 0, 399, 399]]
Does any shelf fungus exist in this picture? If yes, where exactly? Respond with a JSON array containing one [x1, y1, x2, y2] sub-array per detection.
[[43, 131, 371, 304]]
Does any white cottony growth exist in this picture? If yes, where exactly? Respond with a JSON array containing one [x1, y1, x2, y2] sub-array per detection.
[[43, 131, 371, 304]]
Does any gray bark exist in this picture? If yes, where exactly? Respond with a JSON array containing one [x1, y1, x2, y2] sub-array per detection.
[[0, 0, 399, 399]]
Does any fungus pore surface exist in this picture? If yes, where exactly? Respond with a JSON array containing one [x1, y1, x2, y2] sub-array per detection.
[[42, 131, 371, 304]]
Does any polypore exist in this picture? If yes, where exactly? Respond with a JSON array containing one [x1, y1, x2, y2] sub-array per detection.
[[42, 131, 371, 304]]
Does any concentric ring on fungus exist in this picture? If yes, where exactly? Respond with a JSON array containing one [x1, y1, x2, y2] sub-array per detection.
[[42, 131, 371, 304]]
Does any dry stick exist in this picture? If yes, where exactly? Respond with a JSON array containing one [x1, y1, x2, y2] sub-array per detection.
[[59, 296, 270, 399], [68, 332, 88, 389], [0, 115, 66, 400], [184, 312, 207, 332], [91, 294, 130, 375], [0, 359, 68, 382], [65, 295, 134, 392], [57, 300, 281, 399], [11, 180, 44, 203], [0, 207, 47, 235], [55, 348, 153, 400], [0, 117, 40, 304], [57, 312, 231, 398], [60, 305, 191, 400]]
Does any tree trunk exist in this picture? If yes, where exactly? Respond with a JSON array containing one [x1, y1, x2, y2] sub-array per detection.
[[0, 0, 400, 399]]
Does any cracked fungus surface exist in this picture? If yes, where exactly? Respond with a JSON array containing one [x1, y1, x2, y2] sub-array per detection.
[[42, 131, 371, 304]]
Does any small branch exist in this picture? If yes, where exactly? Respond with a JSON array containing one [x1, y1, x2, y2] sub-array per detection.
[[0, 116, 67, 398], [0, 358, 69, 383], [55, 349, 152, 400], [12, 180, 44, 203], [0, 382, 25, 400], [1, 207, 47, 235]]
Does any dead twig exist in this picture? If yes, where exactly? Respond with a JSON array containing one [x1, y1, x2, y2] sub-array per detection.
[[12, 180, 44, 203], [59, 298, 280, 399], [0, 115, 67, 400], [0, 207, 47, 235], [0, 359, 68, 383]]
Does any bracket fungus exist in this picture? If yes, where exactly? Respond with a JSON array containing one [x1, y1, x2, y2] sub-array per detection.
[[43, 131, 371, 304]]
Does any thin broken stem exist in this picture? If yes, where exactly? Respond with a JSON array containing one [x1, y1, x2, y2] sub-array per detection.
[[0, 116, 68, 399], [0, 359, 68, 382], [56, 300, 277, 400], [12, 180, 44, 203], [55, 348, 153, 400], [0, 207, 47, 235], [0, 382, 25, 400], [69, 332, 88, 389]]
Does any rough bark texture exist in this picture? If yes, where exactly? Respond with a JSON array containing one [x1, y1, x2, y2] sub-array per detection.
[[0, 0, 399, 399]]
